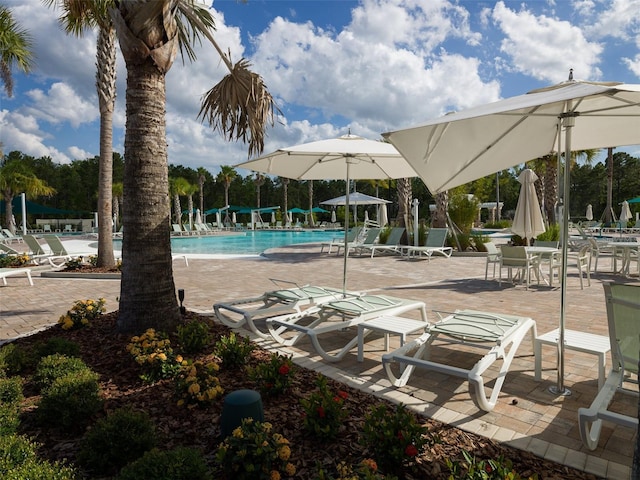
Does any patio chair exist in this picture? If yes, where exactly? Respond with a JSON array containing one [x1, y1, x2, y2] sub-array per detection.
[[342, 227, 381, 256], [320, 226, 362, 254], [402, 228, 453, 259], [498, 245, 540, 290], [0, 243, 21, 255], [0, 267, 33, 286], [1, 229, 23, 244], [266, 294, 427, 363], [214, 281, 360, 339], [381, 309, 537, 412], [22, 234, 68, 267], [63, 224, 75, 233], [361, 227, 406, 257], [578, 283, 640, 450], [483, 242, 501, 280]]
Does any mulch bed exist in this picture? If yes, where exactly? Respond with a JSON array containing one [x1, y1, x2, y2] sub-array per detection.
[[11, 311, 600, 479]]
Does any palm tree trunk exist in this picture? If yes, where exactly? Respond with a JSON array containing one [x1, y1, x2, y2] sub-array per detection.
[[118, 58, 179, 333], [96, 25, 117, 267], [606, 147, 614, 223], [308, 180, 315, 227], [396, 178, 412, 228], [543, 155, 558, 224], [433, 191, 448, 228]]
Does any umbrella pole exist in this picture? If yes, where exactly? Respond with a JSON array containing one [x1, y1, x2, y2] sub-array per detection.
[[550, 113, 575, 397], [342, 158, 353, 296]]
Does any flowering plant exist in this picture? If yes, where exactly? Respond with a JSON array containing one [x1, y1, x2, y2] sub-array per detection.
[[0, 253, 32, 267], [445, 450, 535, 480], [248, 353, 295, 396], [58, 298, 106, 330], [216, 418, 296, 480], [317, 458, 397, 480], [126, 329, 182, 382], [300, 375, 349, 439], [360, 403, 429, 474], [175, 359, 224, 407]]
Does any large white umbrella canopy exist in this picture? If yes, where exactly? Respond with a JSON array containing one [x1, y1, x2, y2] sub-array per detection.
[[321, 191, 392, 206], [384, 76, 640, 395], [236, 134, 416, 293], [511, 169, 546, 244]]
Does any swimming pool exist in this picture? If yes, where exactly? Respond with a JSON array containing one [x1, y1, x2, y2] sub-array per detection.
[[116, 230, 343, 256]]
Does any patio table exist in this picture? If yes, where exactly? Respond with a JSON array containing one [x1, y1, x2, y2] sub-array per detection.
[[524, 246, 560, 285], [606, 241, 639, 277]]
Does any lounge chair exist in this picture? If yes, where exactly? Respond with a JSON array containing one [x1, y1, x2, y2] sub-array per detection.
[[0, 243, 21, 255], [320, 226, 362, 254], [381, 309, 537, 412], [214, 282, 358, 339], [22, 234, 67, 267], [1, 229, 23, 244], [342, 227, 381, 256], [0, 267, 33, 286], [360, 227, 406, 257], [402, 228, 453, 259], [578, 283, 640, 450], [266, 294, 427, 363]]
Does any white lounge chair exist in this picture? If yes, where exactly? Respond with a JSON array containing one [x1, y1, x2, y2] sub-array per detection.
[[360, 227, 406, 257], [402, 228, 453, 259], [214, 282, 358, 339], [320, 226, 362, 254], [22, 235, 68, 267], [266, 294, 427, 362], [381, 309, 536, 412], [1, 229, 23, 244], [578, 282, 640, 450], [0, 267, 33, 286], [342, 227, 381, 256]]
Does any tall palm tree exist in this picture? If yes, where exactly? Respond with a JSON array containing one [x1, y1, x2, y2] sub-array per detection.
[[432, 191, 448, 228], [307, 180, 315, 227], [217, 166, 237, 207], [396, 178, 412, 228], [280, 177, 290, 223], [197, 167, 207, 213], [0, 5, 33, 98], [606, 147, 614, 224], [0, 158, 55, 233], [112, 181, 123, 232], [170, 177, 192, 227], [44, 0, 117, 268], [111, 1, 277, 333], [254, 173, 264, 208]]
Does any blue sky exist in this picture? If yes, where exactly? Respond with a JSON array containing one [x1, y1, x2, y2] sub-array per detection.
[[1, 0, 639, 175]]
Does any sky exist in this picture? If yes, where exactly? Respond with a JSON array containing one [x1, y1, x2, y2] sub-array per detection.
[[1, 0, 640, 178]]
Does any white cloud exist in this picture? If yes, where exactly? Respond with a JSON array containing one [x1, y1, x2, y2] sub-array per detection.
[[583, 0, 640, 39], [25, 83, 97, 128], [491, 1, 603, 83]]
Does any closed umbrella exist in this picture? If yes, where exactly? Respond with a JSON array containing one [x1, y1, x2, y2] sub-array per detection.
[[512, 169, 545, 245], [378, 204, 388, 227], [586, 204, 593, 221], [620, 200, 632, 223], [364, 210, 369, 224], [236, 133, 416, 294], [232, 211, 237, 224], [384, 75, 640, 395], [195, 209, 202, 225], [331, 210, 337, 224], [271, 211, 276, 224]]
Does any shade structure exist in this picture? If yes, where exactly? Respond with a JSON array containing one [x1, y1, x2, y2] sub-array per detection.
[[586, 204, 593, 221], [620, 201, 632, 223], [321, 191, 391, 206], [236, 134, 416, 293], [384, 77, 640, 395], [511, 169, 545, 244], [627, 196, 640, 204]]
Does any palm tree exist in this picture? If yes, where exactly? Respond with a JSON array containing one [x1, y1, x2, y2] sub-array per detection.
[[307, 180, 315, 227], [111, 1, 278, 333], [280, 177, 290, 223], [170, 177, 192, 227], [0, 158, 55, 233], [217, 166, 237, 208], [44, 0, 117, 268], [0, 5, 33, 97], [185, 182, 199, 230], [112, 181, 123, 232], [606, 147, 614, 224], [432, 191, 448, 229], [197, 167, 207, 214], [254, 173, 265, 208], [396, 178, 412, 228]]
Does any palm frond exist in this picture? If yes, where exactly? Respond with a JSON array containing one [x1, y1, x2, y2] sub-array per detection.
[[198, 58, 281, 157]]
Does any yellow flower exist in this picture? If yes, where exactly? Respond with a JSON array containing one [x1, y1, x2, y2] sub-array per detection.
[[278, 445, 291, 461], [157, 353, 167, 361], [188, 383, 200, 395], [285, 463, 296, 476], [270, 470, 281, 480], [232, 427, 243, 438], [86, 305, 93, 311], [176, 355, 183, 363], [177, 399, 184, 407]]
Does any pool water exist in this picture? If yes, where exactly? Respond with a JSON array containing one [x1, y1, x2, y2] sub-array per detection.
[[116, 230, 343, 256]]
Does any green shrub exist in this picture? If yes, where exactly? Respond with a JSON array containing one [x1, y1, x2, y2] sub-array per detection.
[[176, 320, 211, 354], [0, 403, 20, 436], [360, 403, 430, 474], [117, 447, 212, 480], [248, 353, 295, 396], [471, 235, 489, 251], [35, 337, 80, 359], [126, 329, 182, 383], [445, 450, 538, 480], [34, 354, 90, 390], [0, 344, 28, 376], [3, 458, 77, 480], [300, 376, 349, 439], [536, 223, 560, 242], [216, 419, 296, 480], [0, 376, 23, 405], [484, 220, 511, 229], [214, 332, 255, 369], [78, 407, 157, 475], [38, 369, 103, 431], [449, 195, 479, 234], [0, 434, 38, 474]]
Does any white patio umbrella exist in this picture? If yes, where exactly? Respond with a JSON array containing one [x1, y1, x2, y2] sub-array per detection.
[[620, 200, 632, 223], [512, 169, 545, 245], [331, 210, 337, 224], [378, 203, 388, 227], [271, 211, 276, 224], [364, 210, 369, 224], [586, 204, 593, 221], [232, 211, 237, 224], [384, 75, 640, 395], [236, 133, 416, 293], [194, 209, 202, 225]]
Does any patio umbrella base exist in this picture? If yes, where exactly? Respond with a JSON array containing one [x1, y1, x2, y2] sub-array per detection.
[[548, 385, 572, 397]]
